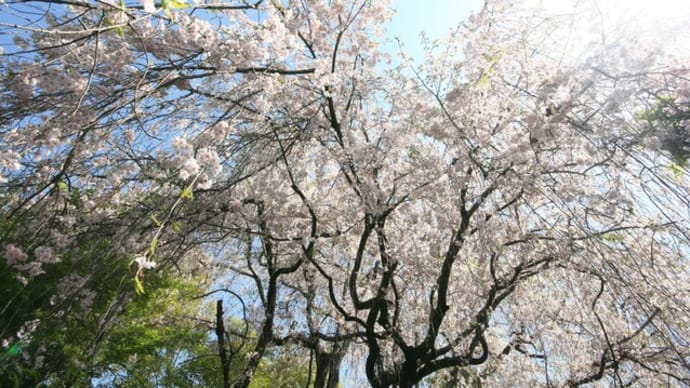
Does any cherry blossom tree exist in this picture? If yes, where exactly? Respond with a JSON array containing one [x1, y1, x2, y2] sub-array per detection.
[[2, 0, 690, 386]]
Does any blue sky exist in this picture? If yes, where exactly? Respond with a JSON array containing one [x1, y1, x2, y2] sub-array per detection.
[[384, 0, 484, 62], [383, 0, 690, 61]]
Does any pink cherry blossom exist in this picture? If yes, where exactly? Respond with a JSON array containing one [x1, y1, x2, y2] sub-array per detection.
[[4, 245, 28, 266], [1, 0, 690, 385]]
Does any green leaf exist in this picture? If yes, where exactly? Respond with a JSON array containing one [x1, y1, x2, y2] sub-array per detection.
[[150, 215, 162, 227], [477, 73, 490, 87], [668, 162, 686, 181], [407, 146, 421, 160], [161, 0, 173, 18], [270, 0, 285, 11], [134, 276, 145, 295], [115, 0, 126, 37], [180, 186, 194, 200], [7, 343, 21, 357], [149, 238, 159, 257], [168, 0, 187, 9], [600, 234, 623, 242], [171, 221, 181, 233], [56, 181, 69, 192]]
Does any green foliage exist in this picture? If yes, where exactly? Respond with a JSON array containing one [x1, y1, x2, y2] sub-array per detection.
[[134, 275, 146, 295], [0, 212, 204, 386], [94, 275, 220, 388], [426, 366, 484, 387], [0, 234, 131, 386], [638, 95, 690, 163], [0, 211, 310, 387], [97, 303, 311, 387], [0, 185, 308, 388], [599, 233, 624, 242], [668, 161, 686, 181], [168, 0, 188, 9], [248, 347, 311, 388], [180, 186, 194, 200]]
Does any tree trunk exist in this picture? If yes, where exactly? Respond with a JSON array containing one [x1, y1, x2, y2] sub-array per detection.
[[313, 343, 346, 388]]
